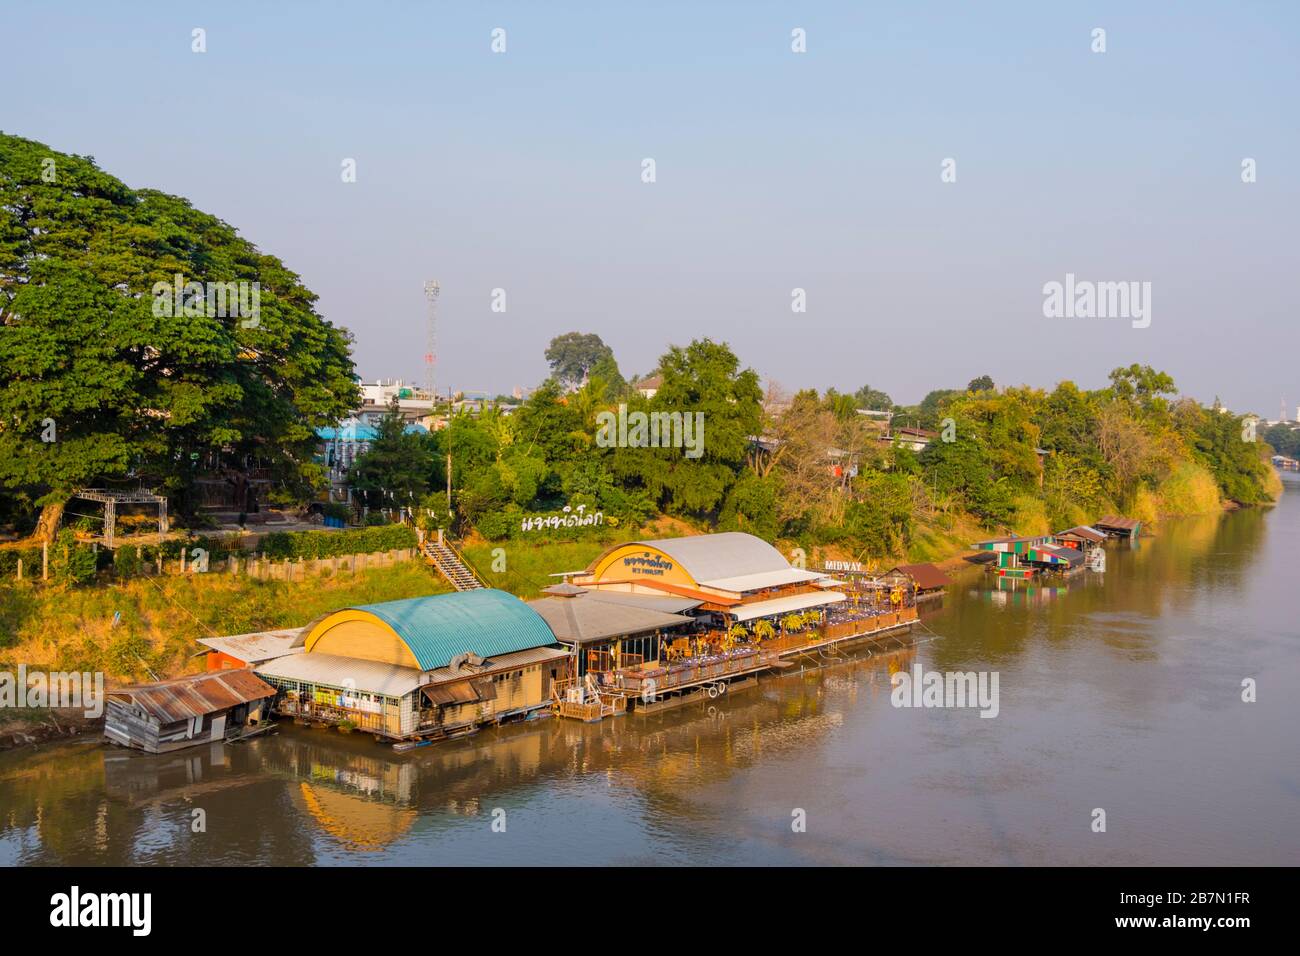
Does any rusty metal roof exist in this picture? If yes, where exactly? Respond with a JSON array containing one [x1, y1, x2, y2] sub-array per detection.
[[892, 563, 952, 590], [110, 670, 275, 723], [1095, 515, 1141, 531], [1055, 525, 1108, 543]]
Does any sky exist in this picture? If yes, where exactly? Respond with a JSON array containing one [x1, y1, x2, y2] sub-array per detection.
[[5, 1, 1298, 414]]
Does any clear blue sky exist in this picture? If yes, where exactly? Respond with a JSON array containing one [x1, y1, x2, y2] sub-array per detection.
[[7, 1, 1298, 413]]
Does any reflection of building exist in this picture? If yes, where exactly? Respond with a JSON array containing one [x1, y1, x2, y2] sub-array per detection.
[[255, 590, 567, 743]]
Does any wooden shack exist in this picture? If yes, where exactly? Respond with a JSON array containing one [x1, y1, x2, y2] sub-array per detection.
[[1094, 516, 1142, 539], [884, 563, 951, 601], [105, 669, 276, 754]]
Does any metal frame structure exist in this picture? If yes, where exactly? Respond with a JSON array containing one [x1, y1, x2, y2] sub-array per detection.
[[69, 488, 167, 548]]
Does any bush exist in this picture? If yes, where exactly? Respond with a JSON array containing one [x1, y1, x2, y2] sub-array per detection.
[[259, 524, 417, 560], [114, 544, 142, 576], [50, 530, 97, 586]]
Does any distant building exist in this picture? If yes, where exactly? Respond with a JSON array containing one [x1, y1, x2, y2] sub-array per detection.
[[634, 374, 662, 399]]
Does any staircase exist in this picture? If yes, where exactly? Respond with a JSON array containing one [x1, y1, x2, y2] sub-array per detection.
[[422, 538, 485, 591]]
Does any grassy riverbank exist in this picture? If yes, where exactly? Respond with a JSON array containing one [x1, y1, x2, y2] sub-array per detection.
[[0, 562, 447, 683]]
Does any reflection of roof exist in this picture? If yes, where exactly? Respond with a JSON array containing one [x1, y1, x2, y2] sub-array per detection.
[[528, 594, 694, 644], [891, 563, 951, 590], [257, 653, 424, 697], [698, 568, 828, 593], [731, 591, 846, 623], [197, 629, 303, 664], [622, 532, 791, 583], [321, 590, 558, 670], [110, 670, 275, 723]]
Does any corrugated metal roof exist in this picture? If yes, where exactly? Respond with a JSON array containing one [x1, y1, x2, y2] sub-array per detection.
[[697, 567, 828, 593], [628, 532, 790, 583], [196, 629, 303, 664], [731, 591, 846, 623], [344, 589, 557, 671], [1095, 515, 1141, 531], [583, 590, 703, 614], [528, 594, 694, 644], [422, 646, 570, 685], [892, 563, 951, 590], [110, 670, 276, 724], [1055, 526, 1108, 543], [256, 652, 425, 697]]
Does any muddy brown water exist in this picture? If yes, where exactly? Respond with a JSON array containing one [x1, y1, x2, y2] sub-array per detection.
[[2, 487, 1297, 865]]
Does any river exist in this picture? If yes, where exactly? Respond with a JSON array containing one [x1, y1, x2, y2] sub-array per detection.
[[3, 484, 1297, 866]]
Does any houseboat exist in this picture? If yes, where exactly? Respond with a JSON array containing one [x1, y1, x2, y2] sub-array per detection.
[[105, 669, 277, 754]]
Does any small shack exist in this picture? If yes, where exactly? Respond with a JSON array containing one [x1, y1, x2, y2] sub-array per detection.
[[1052, 526, 1108, 552], [885, 563, 951, 601], [105, 670, 276, 754], [1094, 516, 1142, 539]]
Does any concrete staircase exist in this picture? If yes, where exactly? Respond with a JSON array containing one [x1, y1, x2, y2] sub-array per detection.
[[422, 538, 485, 591]]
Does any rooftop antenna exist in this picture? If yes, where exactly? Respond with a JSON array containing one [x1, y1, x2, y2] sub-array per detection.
[[423, 280, 440, 403]]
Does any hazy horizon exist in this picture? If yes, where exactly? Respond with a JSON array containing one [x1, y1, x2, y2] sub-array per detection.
[[7, 1, 1297, 413]]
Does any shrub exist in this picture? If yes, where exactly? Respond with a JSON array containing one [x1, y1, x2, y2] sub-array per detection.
[[114, 544, 142, 576]]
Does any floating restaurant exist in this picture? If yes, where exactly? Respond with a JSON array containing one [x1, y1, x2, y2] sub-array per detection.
[[111, 532, 932, 750], [549, 532, 922, 720]]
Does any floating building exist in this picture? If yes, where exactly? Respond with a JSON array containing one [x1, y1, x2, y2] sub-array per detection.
[[105, 670, 277, 754], [254, 590, 568, 743]]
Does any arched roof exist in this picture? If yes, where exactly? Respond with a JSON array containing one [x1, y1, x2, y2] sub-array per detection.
[[301, 589, 556, 671], [585, 532, 791, 587]]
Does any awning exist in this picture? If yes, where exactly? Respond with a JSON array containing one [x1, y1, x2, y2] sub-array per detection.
[[421, 682, 481, 706], [730, 590, 846, 623]]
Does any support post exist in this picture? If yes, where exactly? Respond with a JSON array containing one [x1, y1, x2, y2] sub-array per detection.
[[104, 499, 115, 549]]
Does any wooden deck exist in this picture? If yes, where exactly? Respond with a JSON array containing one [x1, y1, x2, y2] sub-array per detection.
[[551, 606, 921, 720]]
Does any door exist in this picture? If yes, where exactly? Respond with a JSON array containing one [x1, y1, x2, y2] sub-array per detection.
[[209, 714, 227, 741]]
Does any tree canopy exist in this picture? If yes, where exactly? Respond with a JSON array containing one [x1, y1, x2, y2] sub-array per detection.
[[0, 133, 358, 537]]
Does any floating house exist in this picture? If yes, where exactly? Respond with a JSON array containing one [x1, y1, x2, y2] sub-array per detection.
[[1094, 515, 1142, 539], [105, 670, 277, 754], [1052, 525, 1108, 552], [883, 563, 951, 601], [253, 590, 568, 743]]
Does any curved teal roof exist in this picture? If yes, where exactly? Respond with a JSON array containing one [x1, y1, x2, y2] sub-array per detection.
[[349, 589, 557, 671]]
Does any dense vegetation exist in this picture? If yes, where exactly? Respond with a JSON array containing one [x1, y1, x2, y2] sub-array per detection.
[[0, 133, 358, 539], [359, 336, 1281, 564]]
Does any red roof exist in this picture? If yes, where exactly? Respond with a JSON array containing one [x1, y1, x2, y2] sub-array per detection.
[[892, 563, 951, 590]]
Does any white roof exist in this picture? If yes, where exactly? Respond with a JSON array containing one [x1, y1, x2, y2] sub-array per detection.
[[631, 532, 790, 583], [255, 653, 424, 698], [196, 629, 303, 664], [730, 590, 846, 622], [697, 567, 828, 593]]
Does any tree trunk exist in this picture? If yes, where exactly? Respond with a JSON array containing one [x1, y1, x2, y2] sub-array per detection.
[[33, 499, 66, 543]]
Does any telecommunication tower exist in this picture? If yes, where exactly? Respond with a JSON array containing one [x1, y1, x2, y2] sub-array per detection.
[[423, 280, 440, 402]]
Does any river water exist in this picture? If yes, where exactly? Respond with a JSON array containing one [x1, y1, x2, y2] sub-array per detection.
[[3, 486, 1297, 866]]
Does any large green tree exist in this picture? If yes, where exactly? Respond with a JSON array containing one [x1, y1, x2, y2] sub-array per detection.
[[0, 133, 359, 538]]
